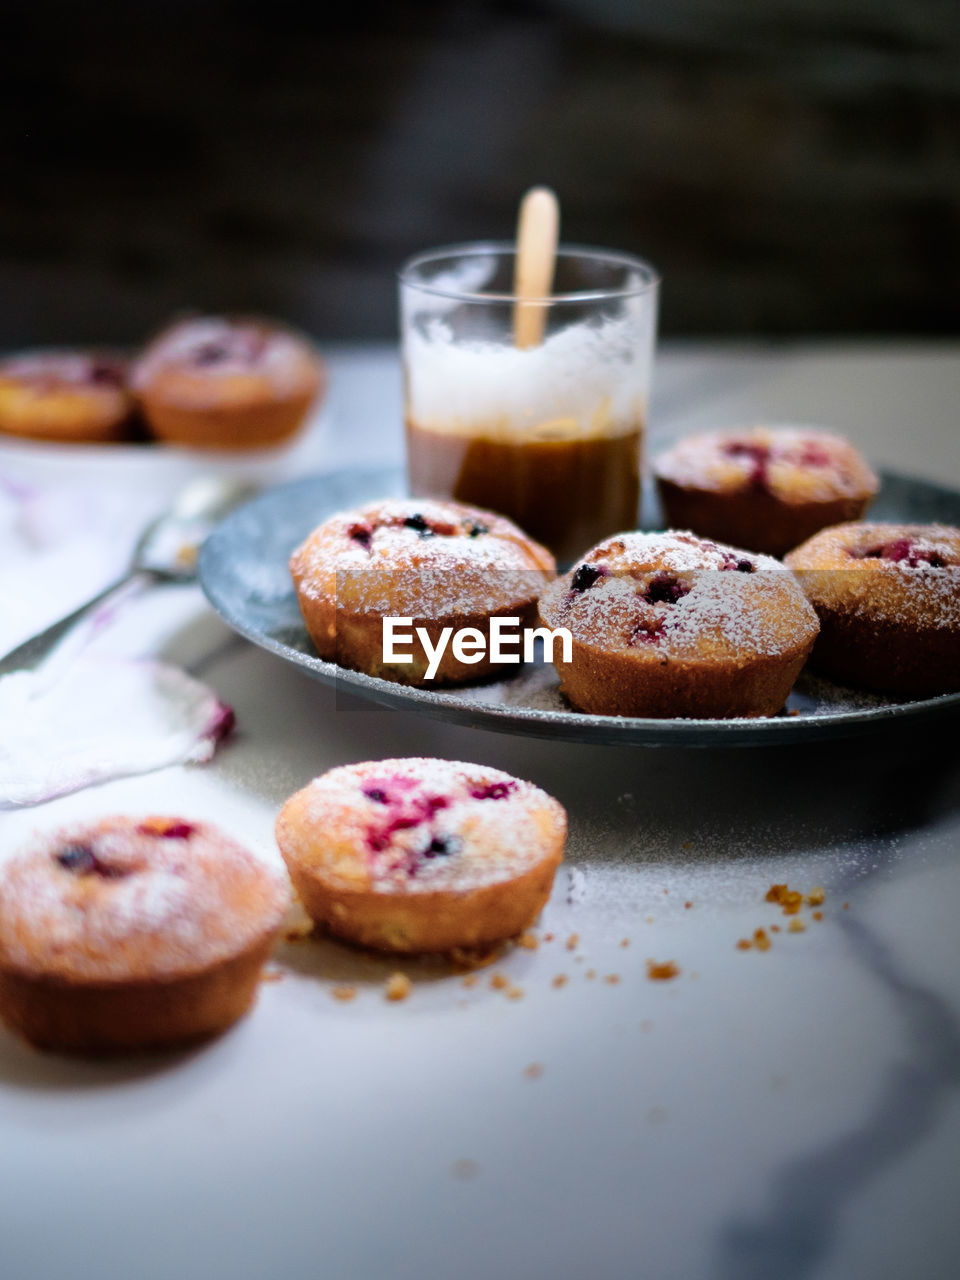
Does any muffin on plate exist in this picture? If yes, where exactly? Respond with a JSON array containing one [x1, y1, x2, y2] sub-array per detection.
[[0, 350, 135, 444], [0, 817, 289, 1055], [131, 316, 325, 450], [289, 496, 556, 685], [537, 530, 819, 718], [785, 522, 960, 695], [654, 426, 879, 557], [276, 759, 566, 953]]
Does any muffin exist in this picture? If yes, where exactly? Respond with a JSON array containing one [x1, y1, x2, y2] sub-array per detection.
[[289, 496, 556, 685], [276, 759, 566, 952], [537, 530, 820, 718], [0, 350, 135, 444], [785, 522, 960, 695], [0, 817, 289, 1055], [131, 316, 325, 450], [654, 426, 879, 557], [276, 752, 563, 957]]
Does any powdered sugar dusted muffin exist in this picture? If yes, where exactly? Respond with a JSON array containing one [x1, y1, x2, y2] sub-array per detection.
[[785, 522, 960, 695], [654, 427, 879, 557], [290, 497, 556, 685], [0, 350, 135, 443], [132, 316, 324, 450], [0, 817, 289, 1054], [276, 759, 566, 952], [538, 530, 819, 718]]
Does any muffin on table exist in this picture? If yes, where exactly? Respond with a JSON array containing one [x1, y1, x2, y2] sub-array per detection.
[[289, 496, 556, 685], [0, 817, 289, 1055], [0, 350, 135, 444], [276, 758, 566, 953], [785, 522, 960, 696], [131, 316, 325, 450], [538, 530, 819, 719], [654, 426, 879, 557]]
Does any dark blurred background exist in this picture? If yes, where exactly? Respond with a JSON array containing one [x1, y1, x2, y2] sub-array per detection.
[[2, 0, 958, 346]]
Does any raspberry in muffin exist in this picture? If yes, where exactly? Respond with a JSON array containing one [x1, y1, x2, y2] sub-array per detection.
[[538, 530, 819, 718], [654, 426, 879, 557], [0, 817, 289, 1054], [289, 497, 556, 685], [275, 759, 566, 952], [785, 522, 960, 695]]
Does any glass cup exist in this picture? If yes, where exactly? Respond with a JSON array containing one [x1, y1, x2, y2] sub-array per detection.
[[399, 242, 659, 564]]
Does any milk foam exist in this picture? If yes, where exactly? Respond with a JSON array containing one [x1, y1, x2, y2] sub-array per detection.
[[403, 302, 654, 440]]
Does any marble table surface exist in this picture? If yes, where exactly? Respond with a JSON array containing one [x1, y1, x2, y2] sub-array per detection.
[[1, 341, 959, 1280]]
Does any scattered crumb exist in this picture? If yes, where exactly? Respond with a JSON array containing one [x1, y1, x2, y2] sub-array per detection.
[[813, 911, 823, 922], [450, 942, 508, 971], [565, 932, 580, 951], [542, 932, 555, 943], [260, 968, 284, 984], [517, 931, 539, 950], [461, 974, 478, 989], [753, 928, 771, 952], [332, 985, 357, 1002], [507, 985, 524, 1000], [490, 973, 509, 990], [684, 901, 693, 909], [843, 902, 850, 910], [788, 919, 806, 934], [806, 886, 826, 907], [620, 937, 631, 948], [765, 884, 803, 915], [451, 1159, 479, 1181], [585, 969, 597, 980], [646, 960, 680, 981], [603, 974, 621, 985], [645, 916, 655, 924], [524, 1063, 544, 1080], [663, 888, 670, 895], [770, 925, 781, 933], [385, 972, 411, 1002], [552, 974, 568, 989], [736, 938, 752, 950]]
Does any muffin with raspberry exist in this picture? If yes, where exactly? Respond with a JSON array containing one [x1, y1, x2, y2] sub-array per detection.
[[289, 496, 555, 685], [654, 426, 879, 556], [132, 315, 325, 450], [538, 530, 819, 718], [0, 817, 289, 1054], [785, 522, 960, 695], [276, 759, 566, 952], [0, 350, 135, 443]]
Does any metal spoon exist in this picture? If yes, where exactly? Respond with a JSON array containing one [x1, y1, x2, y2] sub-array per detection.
[[0, 475, 258, 677]]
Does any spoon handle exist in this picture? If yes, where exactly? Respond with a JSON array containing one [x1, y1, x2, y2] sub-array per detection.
[[0, 569, 157, 678]]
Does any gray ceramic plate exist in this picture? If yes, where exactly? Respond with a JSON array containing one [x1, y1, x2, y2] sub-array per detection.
[[198, 465, 960, 747]]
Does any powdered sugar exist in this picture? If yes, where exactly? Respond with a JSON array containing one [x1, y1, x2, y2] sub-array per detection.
[[655, 426, 879, 503], [0, 818, 289, 980], [296, 758, 565, 893], [542, 531, 817, 659]]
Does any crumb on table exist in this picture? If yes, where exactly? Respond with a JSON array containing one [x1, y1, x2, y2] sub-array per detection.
[[646, 959, 680, 981], [385, 972, 411, 1001]]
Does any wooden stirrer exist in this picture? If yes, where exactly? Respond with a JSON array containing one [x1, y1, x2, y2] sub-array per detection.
[[513, 186, 559, 349]]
